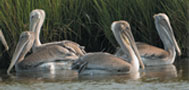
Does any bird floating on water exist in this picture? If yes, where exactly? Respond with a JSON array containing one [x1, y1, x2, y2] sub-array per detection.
[[115, 13, 181, 66], [7, 31, 79, 74], [29, 9, 86, 56], [72, 20, 145, 75]]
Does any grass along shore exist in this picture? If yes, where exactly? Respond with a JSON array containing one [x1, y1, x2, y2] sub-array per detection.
[[0, 0, 188, 68]]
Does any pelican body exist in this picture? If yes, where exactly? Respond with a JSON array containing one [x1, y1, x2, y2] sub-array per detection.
[[115, 13, 181, 66], [7, 31, 79, 74], [29, 9, 86, 56], [0, 29, 9, 51], [72, 20, 145, 75]]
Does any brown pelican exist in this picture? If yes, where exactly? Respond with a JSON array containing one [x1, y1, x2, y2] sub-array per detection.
[[0, 29, 9, 51], [115, 13, 181, 66], [72, 20, 145, 75], [7, 31, 79, 74], [29, 9, 85, 56]]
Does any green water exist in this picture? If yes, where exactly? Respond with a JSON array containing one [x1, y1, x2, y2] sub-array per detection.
[[0, 58, 188, 90]]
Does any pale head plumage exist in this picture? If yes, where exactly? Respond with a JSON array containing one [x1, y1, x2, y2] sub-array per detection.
[[29, 9, 45, 32], [7, 31, 35, 74], [154, 13, 181, 56], [111, 20, 130, 34], [111, 20, 145, 70], [30, 10, 41, 23], [154, 13, 169, 22]]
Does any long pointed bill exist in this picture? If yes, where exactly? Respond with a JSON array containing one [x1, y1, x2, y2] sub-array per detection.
[[120, 30, 145, 70], [7, 33, 31, 74], [159, 19, 181, 56], [29, 19, 38, 32], [38, 9, 45, 24], [167, 24, 181, 56], [29, 10, 42, 33], [0, 29, 9, 51], [172, 35, 181, 56]]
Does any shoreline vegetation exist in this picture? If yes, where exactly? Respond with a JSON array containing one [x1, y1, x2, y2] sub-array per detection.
[[0, 0, 188, 68]]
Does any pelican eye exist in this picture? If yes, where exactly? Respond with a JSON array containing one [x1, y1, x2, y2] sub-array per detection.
[[20, 35, 26, 39], [31, 16, 34, 19], [126, 27, 129, 30], [159, 16, 166, 20]]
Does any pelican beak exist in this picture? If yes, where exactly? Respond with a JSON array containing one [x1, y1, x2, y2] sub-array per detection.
[[7, 32, 34, 74], [0, 29, 9, 51], [29, 17, 38, 32], [155, 15, 181, 56], [29, 10, 41, 32], [169, 26, 181, 56], [120, 29, 145, 70], [172, 35, 181, 56], [111, 21, 145, 70]]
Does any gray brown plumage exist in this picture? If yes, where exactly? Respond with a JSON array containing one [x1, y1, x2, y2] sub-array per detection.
[[72, 20, 144, 75], [7, 31, 78, 74], [115, 13, 181, 66], [29, 9, 86, 56]]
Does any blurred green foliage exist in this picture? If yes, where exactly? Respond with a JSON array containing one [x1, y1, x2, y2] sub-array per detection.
[[0, 0, 188, 63]]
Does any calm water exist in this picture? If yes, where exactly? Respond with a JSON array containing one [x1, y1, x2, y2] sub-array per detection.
[[0, 58, 188, 90]]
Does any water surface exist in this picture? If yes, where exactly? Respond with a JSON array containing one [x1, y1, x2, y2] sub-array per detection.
[[0, 58, 188, 90]]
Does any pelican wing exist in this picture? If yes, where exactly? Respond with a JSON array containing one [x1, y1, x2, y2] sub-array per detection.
[[18, 45, 79, 70], [73, 52, 131, 73], [136, 42, 169, 60], [115, 42, 169, 60], [35, 40, 86, 56], [62, 40, 86, 56]]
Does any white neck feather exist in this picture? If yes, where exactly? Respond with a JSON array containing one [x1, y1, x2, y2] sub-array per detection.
[[127, 47, 140, 72], [32, 16, 45, 51]]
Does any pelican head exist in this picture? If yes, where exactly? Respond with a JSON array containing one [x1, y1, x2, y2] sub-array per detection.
[[111, 20, 145, 70], [154, 13, 181, 56], [0, 29, 9, 51], [29, 9, 45, 32], [7, 31, 35, 74]]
